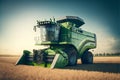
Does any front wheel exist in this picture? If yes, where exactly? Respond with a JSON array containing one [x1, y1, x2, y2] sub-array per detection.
[[68, 51, 77, 66], [81, 51, 93, 64], [64, 47, 77, 66]]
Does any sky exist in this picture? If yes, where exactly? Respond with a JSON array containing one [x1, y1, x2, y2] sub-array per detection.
[[0, 0, 120, 55]]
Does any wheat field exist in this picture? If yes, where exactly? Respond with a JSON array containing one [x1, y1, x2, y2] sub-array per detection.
[[0, 56, 120, 80]]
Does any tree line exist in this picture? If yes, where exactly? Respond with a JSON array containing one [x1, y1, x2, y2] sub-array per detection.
[[94, 52, 120, 56]]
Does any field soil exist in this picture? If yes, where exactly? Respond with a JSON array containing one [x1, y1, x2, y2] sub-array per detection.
[[0, 56, 120, 80]]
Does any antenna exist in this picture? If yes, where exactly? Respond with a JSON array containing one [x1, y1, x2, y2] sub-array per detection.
[[53, 16, 55, 22]]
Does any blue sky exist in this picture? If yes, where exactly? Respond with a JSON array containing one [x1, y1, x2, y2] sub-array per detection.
[[0, 0, 120, 54]]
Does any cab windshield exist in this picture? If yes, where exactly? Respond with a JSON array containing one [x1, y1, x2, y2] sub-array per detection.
[[39, 24, 60, 42]]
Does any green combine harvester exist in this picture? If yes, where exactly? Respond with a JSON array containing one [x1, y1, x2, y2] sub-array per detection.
[[16, 16, 96, 68]]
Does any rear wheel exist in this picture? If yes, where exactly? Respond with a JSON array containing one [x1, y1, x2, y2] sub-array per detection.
[[81, 51, 93, 64]]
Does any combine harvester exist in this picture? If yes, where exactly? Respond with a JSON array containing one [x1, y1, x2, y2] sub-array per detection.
[[16, 16, 96, 68]]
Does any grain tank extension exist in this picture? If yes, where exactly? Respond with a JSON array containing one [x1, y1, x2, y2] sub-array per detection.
[[16, 16, 96, 68]]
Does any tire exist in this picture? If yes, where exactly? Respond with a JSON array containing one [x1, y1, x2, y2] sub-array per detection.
[[64, 47, 77, 66], [68, 51, 77, 66], [81, 51, 93, 64]]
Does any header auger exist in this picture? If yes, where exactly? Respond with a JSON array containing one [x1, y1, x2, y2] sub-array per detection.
[[16, 16, 96, 68]]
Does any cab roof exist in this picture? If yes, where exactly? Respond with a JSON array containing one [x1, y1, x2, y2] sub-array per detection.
[[57, 16, 85, 28]]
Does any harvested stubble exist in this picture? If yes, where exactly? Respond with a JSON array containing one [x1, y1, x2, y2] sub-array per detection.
[[0, 56, 120, 80]]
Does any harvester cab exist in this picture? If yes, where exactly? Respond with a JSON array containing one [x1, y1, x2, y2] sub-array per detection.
[[34, 20, 60, 44], [16, 16, 96, 68]]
